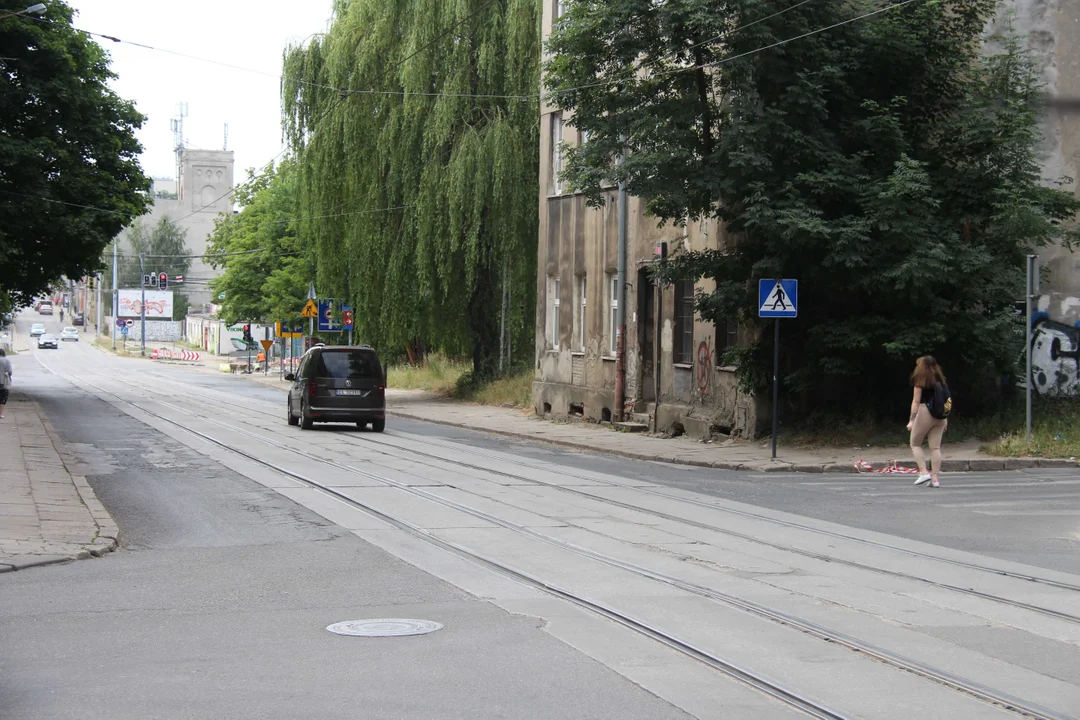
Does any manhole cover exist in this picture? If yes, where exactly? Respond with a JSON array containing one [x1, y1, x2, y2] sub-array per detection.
[[326, 619, 443, 637]]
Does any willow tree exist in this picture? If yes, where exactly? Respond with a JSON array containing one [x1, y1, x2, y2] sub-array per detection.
[[282, 0, 540, 378]]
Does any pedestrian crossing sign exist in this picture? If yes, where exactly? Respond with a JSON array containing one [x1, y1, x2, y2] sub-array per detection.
[[758, 279, 798, 318], [300, 299, 319, 318]]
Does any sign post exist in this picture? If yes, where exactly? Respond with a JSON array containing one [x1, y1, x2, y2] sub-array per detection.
[[1025, 255, 1038, 442], [260, 339, 274, 375], [758, 279, 799, 459]]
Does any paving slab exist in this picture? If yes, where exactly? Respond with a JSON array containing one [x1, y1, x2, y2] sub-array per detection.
[[0, 392, 118, 572]]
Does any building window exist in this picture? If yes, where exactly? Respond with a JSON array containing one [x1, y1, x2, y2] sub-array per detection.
[[550, 276, 561, 349], [550, 112, 563, 195], [608, 274, 618, 355], [579, 127, 589, 145], [554, 0, 566, 19], [673, 279, 695, 364], [715, 317, 739, 365], [577, 275, 587, 351]]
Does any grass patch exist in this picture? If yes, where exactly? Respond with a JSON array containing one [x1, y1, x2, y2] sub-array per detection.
[[387, 354, 533, 408], [454, 367, 533, 407], [387, 354, 469, 394], [787, 397, 1080, 458]]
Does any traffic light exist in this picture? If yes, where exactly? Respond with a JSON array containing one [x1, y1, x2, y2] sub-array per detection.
[[243, 324, 252, 343], [143, 274, 152, 287], [159, 272, 168, 290]]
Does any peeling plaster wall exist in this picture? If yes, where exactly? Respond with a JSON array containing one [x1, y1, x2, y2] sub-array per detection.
[[996, 0, 1080, 324]]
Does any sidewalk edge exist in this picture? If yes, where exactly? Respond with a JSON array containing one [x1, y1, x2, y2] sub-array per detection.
[[387, 408, 1076, 474]]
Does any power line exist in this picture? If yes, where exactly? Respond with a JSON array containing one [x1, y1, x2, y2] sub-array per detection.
[[546, 0, 922, 97], [0, 189, 130, 216]]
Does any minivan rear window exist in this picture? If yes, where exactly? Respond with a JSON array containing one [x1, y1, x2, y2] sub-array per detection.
[[316, 350, 381, 380]]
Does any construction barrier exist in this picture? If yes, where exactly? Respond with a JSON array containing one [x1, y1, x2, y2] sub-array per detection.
[[151, 348, 201, 362]]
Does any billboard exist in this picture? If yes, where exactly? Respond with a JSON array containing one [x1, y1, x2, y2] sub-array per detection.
[[117, 290, 174, 318]]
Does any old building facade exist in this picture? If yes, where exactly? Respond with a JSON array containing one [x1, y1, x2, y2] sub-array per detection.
[[531, 3, 764, 439]]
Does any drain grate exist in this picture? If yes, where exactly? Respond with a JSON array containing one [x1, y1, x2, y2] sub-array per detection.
[[326, 619, 443, 637]]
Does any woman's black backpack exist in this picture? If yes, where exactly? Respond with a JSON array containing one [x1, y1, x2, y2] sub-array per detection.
[[928, 382, 952, 420]]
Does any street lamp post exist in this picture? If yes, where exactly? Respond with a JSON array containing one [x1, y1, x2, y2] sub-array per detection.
[[0, 4, 47, 20]]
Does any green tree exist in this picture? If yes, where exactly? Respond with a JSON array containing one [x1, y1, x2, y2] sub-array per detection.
[[0, 0, 150, 307], [207, 161, 310, 327], [545, 1, 1080, 415], [281, 0, 540, 377]]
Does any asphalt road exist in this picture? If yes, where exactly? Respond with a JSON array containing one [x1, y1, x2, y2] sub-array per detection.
[[3, 312, 1079, 720]]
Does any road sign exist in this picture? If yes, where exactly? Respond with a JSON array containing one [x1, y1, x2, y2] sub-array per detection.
[[120, 326, 129, 336], [125, 319, 135, 327], [115, 318, 125, 328], [259, 339, 274, 352], [342, 307, 353, 330], [318, 299, 343, 332], [300, 299, 318, 318], [758, 279, 798, 318]]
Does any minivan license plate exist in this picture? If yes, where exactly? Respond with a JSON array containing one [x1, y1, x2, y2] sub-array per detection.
[[336, 389, 365, 396]]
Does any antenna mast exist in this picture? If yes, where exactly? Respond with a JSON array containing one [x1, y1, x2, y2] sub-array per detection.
[[169, 101, 188, 190]]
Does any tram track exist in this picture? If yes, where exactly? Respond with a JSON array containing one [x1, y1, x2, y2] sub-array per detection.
[[41, 356, 1080, 720], [110, 364, 1080, 624]]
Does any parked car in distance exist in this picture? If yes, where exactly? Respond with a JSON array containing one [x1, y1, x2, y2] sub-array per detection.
[[38, 302, 53, 315], [72, 312, 84, 326], [61, 327, 79, 342], [285, 345, 386, 431], [29, 323, 46, 336], [37, 334, 58, 349]]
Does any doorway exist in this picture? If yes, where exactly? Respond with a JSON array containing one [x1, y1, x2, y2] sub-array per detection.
[[638, 268, 656, 402]]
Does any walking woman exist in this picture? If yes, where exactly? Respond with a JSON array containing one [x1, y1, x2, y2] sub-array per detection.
[[907, 355, 949, 488], [0, 348, 12, 419]]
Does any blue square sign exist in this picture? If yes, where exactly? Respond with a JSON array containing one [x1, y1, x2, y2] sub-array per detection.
[[758, 279, 798, 318]]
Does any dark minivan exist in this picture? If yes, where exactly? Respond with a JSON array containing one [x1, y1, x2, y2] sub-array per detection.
[[285, 345, 386, 431]]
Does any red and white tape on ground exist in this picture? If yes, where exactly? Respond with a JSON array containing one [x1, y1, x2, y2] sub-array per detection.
[[151, 348, 201, 361], [853, 459, 920, 474]]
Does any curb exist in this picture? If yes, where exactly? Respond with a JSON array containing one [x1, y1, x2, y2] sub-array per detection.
[[386, 409, 1077, 474], [0, 399, 120, 573], [188, 362, 1079, 476]]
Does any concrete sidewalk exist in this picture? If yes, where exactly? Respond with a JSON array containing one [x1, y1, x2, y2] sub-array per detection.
[[196, 365, 1076, 474], [0, 392, 118, 572]]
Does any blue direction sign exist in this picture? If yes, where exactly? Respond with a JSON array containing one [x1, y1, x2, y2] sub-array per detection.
[[758, 279, 798, 318], [317, 299, 343, 332], [120, 325, 129, 336]]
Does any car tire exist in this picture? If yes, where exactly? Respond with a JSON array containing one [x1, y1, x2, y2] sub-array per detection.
[[287, 399, 299, 426], [356, 421, 368, 431], [371, 419, 385, 433], [299, 401, 313, 430]]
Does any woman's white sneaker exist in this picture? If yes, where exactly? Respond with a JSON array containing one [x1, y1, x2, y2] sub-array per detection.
[[931, 479, 940, 488], [913, 473, 932, 486]]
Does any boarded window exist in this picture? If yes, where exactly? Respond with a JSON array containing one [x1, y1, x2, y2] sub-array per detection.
[[673, 280, 695, 365]]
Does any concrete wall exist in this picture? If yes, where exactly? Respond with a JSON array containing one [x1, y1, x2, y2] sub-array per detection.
[[996, 1, 1080, 327]]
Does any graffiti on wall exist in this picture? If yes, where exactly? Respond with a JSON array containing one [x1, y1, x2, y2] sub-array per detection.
[[1031, 316, 1080, 396], [696, 340, 712, 395]]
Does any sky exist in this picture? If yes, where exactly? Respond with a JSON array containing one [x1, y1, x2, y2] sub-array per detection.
[[68, 0, 336, 182]]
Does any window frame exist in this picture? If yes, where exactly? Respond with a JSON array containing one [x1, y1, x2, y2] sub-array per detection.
[[715, 316, 739, 367], [550, 276, 561, 350], [608, 274, 618, 356], [673, 279, 695, 365], [550, 112, 564, 195], [577, 275, 587, 351]]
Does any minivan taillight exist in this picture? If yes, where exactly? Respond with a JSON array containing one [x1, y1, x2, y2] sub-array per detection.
[[377, 385, 385, 400], [308, 381, 319, 398]]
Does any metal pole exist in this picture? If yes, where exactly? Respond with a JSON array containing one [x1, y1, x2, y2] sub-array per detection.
[[111, 241, 118, 350], [1025, 254, 1036, 441], [614, 147, 628, 422], [653, 281, 661, 433], [771, 319, 780, 459], [139, 254, 146, 356], [499, 255, 508, 372], [96, 272, 102, 336]]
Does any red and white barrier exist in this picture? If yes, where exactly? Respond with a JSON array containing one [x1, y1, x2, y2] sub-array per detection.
[[151, 348, 201, 362]]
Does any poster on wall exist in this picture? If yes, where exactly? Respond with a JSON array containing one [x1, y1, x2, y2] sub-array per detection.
[[117, 290, 174, 318]]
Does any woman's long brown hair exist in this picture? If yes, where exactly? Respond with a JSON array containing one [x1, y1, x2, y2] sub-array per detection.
[[910, 355, 945, 388]]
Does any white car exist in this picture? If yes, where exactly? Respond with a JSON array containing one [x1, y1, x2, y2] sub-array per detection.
[[61, 327, 79, 341], [29, 323, 46, 337]]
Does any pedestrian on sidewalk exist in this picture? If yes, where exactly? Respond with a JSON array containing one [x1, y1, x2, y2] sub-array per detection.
[[0, 348, 12, 418], [907, 355, 949, 488]]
